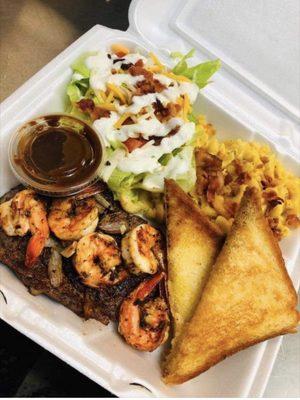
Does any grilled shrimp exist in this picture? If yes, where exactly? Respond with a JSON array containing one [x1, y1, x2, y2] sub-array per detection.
[[118, 272, 169, 352], [121, 224, 164, 275], [48, 197, 99, 241], [74, 232, 128, 287], [0, 189, 49, 267]]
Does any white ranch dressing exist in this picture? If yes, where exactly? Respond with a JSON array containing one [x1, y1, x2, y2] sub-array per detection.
[[86, 50, 200, 185], [86, 52, 113, 91], [142, 146, 194, 191], [86, 51, 148, 91], [116, 81, 198, 115], [93, 112, 119, 146], [107, 74, 144, 87], [112, 53, 148, 69], [117, 117, 183, 141], [117, 122, 195, 174], [94, 112, 185, 145]]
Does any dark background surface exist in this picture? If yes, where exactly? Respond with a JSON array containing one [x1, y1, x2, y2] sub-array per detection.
[[0, 0, 132, 101], [0, 0, 130, 396]]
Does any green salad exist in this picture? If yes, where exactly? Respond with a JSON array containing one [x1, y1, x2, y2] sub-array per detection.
[[66, 44, 220, 220]]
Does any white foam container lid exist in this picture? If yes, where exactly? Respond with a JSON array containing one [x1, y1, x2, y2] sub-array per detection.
[[0, 0, 299, 396]]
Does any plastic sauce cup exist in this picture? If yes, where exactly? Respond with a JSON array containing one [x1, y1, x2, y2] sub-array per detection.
[[8, 114, 106, 196]]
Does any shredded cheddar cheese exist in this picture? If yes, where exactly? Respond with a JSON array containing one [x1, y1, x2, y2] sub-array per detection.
[[147, 65, 163, 73], [106, 91, 114, 103], [149, 52, 165, 71], [107, 83, 127, 104], [114, 112, 132, 129], [182, 94, 190, 122], [94, 90, 107, 103], [98, 103, 117, 111], [111, 43, 130, 56], [162, 71, 191, 83]]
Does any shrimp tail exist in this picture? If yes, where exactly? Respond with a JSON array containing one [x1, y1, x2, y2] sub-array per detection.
[[25, 233, 47, 267], [136, 272, 165, 301]]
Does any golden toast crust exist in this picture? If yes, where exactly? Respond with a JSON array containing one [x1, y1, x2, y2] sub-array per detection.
[[164, 179, 223, 337], [165, 179, 223, 239], [162, 187, 299, 385]]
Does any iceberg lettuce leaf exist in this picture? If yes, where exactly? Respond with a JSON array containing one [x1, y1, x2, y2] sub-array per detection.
[[71, 53, 94, 78], [173, 50, 221, 89]]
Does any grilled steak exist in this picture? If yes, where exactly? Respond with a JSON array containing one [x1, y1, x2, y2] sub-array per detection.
[[0, 184, 146, 324]]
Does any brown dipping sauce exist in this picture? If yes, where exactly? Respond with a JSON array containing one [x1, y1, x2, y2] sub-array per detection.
[[15, 115, 102, 189]]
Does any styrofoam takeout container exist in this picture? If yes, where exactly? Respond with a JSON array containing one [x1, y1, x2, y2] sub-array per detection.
[[0, 0, 299, 397]]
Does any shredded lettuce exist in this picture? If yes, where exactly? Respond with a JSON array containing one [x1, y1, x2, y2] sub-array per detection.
[[188, 112, 198, 123], [158, 153, 172, 166], [66, 84, 82, 103], [172, 49, 221, 89], [108, 168, 145, 194], [108, 169, 134, 193], [172, 49, 195, 74], [66, 53, 95, 112], [71, 53, 93, 78]]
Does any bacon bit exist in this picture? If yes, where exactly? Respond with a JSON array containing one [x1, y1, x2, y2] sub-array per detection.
[[152, 99, 181, 122], [206, 189, 215, 204], [224, 199, 238, 218], [195, 149, 224, 199], [135, 59, 144, 67], [263, 190, 284, 209], [152, 98, 164, 115], [268, 217, 279, 229], [76, 99, 111, 121], [196, 171, 208, 197], [90, 108, 111, 121], [262, 190, 277, 200], [129, 63, 167, 96], [124, 138, 147, 153], [195, 149, 222, 172], [268, 198, 284, 209], [208, 171, 224, 193], [224, 173, 233, 185], [261, 156, 269, 163], [129, 65, 152, 79], [135, 79, 166, 96], [153, 79, 166, 92], [286, 214, 300, 228], [134, 81, 152, 96], [234, 160, 243, 175], [123, 117, 135, 125], [206, 171, 224, 204], [261, 176, 276, 189], [149, 126, 180, 146], [120, 63, 133, 71], [167, 127, 180, 137], [236, 171, 251, 184], [77, 98, 95, 112], [229, 184, 240, 197]]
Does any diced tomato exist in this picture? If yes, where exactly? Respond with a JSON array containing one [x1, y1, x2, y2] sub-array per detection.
[[124, 138, 147, 152]]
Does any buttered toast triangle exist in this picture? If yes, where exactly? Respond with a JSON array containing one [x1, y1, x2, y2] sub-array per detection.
[[163, 187, 299, 385], [164, 179, 223, 338]]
